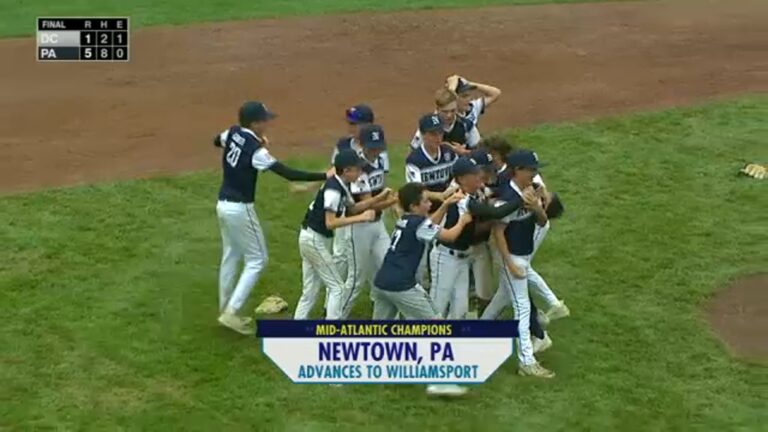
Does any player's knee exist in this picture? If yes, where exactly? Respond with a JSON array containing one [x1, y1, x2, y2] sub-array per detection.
[[244, 254, 267, 270]]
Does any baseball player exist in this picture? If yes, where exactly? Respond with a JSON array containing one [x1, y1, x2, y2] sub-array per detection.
[[330, 104, 388, 282], [445, 75, 502, 132], [213, 101, 329, 335], [482, 139, 567, 353], [430, 157, 527, 319], [294, 149, 392, 320], [406, 114, 460, 207], [410, 89, 480, 155], [341, 124, 398, 318], [487, 149, 568, 378], [372, 182, 471, 397], [465, 149, 498, 314], [406, 113, 460, 285]]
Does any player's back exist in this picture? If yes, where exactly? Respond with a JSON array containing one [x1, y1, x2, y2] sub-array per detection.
[[374, 214, 433, 291], [443, 116, 474, 146], [218, 126, 262, 203]]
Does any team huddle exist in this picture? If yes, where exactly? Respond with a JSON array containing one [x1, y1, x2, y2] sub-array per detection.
[[212, 76, 570, 396]]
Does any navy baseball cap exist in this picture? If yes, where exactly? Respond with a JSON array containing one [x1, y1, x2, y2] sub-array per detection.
[[239, 101, 276, 125], [334, 149, 365, 170], [453, 157, 482, 177], [419, 114, 443, 133], [506, 149, 545, 170], [456, 78, 477, 94], [346, 104, 374, 124], [469, 149, 494, 167], [359, 124, 386, 150]]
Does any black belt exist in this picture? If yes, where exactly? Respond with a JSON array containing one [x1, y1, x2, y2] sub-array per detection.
[[438, 244, 470, 259]]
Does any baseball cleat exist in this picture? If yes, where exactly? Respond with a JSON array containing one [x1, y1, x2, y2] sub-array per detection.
[[426, 384, 468, 397], [546, 301, 570, 321], [218, 312, 255, 335], [532, 333, 553, 354], [518, 363, 556, 378]]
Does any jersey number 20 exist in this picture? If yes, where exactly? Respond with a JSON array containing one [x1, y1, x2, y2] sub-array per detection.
[[389, 229, 403, 251], [226, 143, 242, 167]]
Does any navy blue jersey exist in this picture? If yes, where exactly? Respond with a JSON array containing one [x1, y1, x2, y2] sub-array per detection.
[[497, 183, 537, 256], [216, 126, 277, 203], [439, 196, 476, 251], [302, 175, 354, 238], [410, 117, 480, 150], [351, 154, 386, 197], [350, 154, 387, 221], [488, 164, 511, 197], [443, 116, 474, 147], [374, 214, 441, 292], [405, 144, 457, 193]]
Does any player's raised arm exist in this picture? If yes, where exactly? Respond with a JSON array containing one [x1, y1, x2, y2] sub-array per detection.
[[429, 190, 464, 225], [324, 198, 376, 229], [472, 80, 502, 108], [437, 212, 473, 243], [268, 160, 328, 182], [348, 188, 393, 214], [449, 75, 502, 108], [467, 196, 522, 220]]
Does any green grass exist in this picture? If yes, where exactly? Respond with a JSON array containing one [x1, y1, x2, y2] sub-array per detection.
[[2, 96, 767, 431], [3, 0, 627, 38]]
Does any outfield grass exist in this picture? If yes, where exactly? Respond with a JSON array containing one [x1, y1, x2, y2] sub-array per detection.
[[3, 0, 627, 38], [1, 97, 766, 431]]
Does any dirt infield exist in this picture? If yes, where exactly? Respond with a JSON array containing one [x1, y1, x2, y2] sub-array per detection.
[[708, 274, 768, 362], [0, 0, 766, 193]]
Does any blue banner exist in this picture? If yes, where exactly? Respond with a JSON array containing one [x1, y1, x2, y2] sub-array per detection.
[[257, 320, 519, 338]]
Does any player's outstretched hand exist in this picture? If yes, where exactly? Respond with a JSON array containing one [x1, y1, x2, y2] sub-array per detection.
[[444, 190, 466, 205]]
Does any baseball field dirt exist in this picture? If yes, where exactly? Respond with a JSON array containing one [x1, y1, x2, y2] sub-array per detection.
[[708, 274, 768, 363], [1, 0, 766, 193]]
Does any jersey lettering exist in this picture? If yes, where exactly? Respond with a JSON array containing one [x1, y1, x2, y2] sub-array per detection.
[[389, 228, 403, 251], [225, 143, 242, 167]]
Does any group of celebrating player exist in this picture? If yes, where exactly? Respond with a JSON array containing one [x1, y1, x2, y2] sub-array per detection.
[[213, 75, 570, 396]]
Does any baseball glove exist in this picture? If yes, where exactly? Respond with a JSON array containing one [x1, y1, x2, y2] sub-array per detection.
[[740, 163, 766, 180], [546, 192, 565, 219], [254, 295, 288, 315]]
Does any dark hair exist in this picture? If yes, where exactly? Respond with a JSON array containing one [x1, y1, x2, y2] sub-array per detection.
[[398, 182, 427, 212], [480, 135, 515, 158]]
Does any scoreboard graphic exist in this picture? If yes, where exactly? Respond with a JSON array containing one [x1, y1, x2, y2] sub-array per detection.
[[37, 17, 129, 62]]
